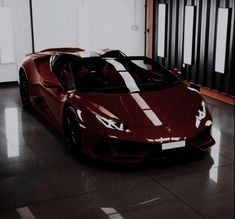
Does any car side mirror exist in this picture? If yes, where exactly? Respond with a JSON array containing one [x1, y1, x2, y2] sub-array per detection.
[[43, 79, 61, 88], [171, 68, 182, 79]]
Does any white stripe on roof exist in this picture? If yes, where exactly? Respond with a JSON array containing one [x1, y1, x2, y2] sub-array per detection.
[[106, 60, 140, 93], [106, 59, 126, 71], [119, 71, 140, 93]]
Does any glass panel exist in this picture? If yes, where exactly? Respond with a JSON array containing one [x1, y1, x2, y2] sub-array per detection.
[[215, 8, 229, 73], [183, 6, 195, 65], [74, 58, 178, 93], [157, 4, 166, 58], [0, 7, 15, 63]]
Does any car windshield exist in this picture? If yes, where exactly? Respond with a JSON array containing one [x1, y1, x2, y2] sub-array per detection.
[[72, 57, 179, 93]]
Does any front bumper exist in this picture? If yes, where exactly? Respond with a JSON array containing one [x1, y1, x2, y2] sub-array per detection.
[[82, 127, 215, 163]]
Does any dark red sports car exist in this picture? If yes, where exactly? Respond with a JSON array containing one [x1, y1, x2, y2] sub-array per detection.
[[19, 47, 215, 163]]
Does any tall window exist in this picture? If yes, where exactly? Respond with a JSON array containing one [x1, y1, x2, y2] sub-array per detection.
[[0, 7, 15, 63], [215, 8, 229, 73], [157, 4, 166, 57], [183, 6, 195, 65]]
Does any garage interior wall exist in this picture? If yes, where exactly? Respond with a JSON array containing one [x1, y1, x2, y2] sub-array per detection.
[[0, 0, 32, 83], [32, 0, 145, 56], [152, 0, 235, 96], [0, 0, 145, 83]]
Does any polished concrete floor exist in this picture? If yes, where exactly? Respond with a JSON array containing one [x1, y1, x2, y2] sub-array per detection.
[[0, 85, 234, 219]]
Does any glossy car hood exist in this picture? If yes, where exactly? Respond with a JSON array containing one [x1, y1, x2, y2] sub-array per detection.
[[82, 83, 203, 128]]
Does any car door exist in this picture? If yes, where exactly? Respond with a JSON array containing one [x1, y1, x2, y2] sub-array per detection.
[[39, 58, 76, 128], [39, 79, 67, 128]]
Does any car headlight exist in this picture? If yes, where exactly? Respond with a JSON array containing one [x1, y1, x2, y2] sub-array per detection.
[[96, 115, 126, 131], [195, 101, 206, 128]]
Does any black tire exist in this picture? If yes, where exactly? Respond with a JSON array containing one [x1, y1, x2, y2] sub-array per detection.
[[63, 106, 81, 151], [19, 70, 31, 109]]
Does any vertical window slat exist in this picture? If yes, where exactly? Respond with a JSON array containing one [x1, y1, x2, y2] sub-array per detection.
[[157, 4, 166, 58], [183, 6, 195, 65], [215, 8, 229, 74], [0, 7, 15, 64]]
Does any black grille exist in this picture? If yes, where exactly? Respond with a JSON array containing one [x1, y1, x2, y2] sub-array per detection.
[[94, 138, 158, 155]]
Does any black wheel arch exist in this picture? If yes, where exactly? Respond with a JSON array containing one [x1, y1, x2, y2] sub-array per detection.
[[62, 102, 82, 151], [62, 102, 77, 126], [19, 66, 28, 80]]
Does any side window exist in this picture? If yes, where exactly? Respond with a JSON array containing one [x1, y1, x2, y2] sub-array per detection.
[[51, 53, 76, 91], [59, 62, 76, 91]]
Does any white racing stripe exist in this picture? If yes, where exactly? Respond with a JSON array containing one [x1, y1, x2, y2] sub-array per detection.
[[106, 60, 140, 93], [17, 207, 36, 219], [106, 60, 162, 126], [131, 93, 149, 109], [106, 59, 126, 71], [131, 93, 163, 126], [118, 72, 140, 93], [144, 109, 163, 126]]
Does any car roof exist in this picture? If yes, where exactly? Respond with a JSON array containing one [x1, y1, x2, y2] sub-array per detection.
[[27, 48, 126, 61]]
